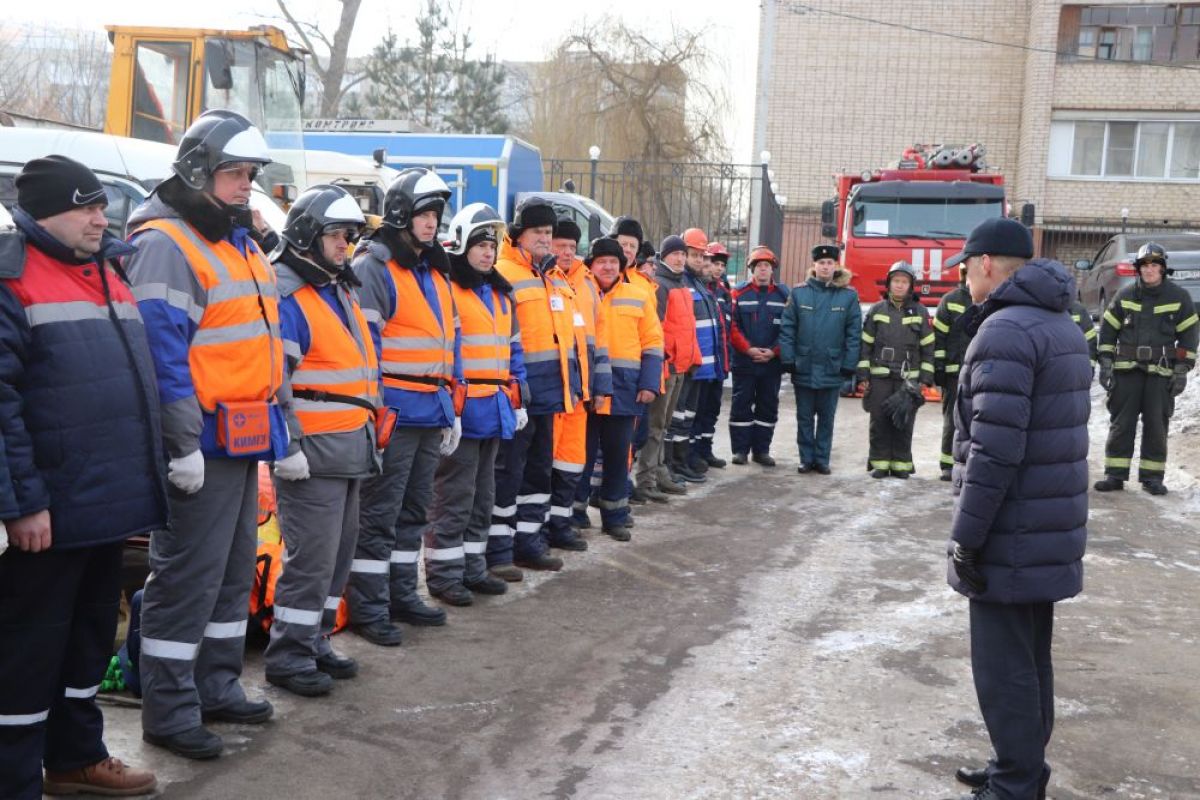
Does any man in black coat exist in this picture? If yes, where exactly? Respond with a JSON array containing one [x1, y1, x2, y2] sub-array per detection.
[[944, 219, 1091, 800]]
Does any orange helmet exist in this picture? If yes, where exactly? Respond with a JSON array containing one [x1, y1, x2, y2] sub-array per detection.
[[748, 245, 778, 266], [682, 227, 709, 250], [706, 241, 730, 260]]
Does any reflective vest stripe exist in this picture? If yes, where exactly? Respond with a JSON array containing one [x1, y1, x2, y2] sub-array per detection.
[[452, 283, 513, 398], [24, 299, 141, 327], [380, 262, 454, 392]]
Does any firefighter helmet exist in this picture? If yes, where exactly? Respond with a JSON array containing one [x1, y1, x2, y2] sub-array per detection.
[[1134, 242, 1170, 273], [887, 260, 918, 286], [172, 109, 272, 192], [281, 184, 366, 252], [748, 245, 778, 267], [682, 227, 709, 251], [381, 168, 451, 232], [445, 202, 504, 256]]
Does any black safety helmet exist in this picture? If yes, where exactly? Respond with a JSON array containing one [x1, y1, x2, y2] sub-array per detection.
[[172, 109, 272, 192], [281, 184, 367, 252], [382, 167, 451, 231], [1135, 242, 1171, 275], [887, 260, 918, 292]]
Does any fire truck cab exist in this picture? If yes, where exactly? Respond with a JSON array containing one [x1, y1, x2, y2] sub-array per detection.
[[821, 144, 1033, 306]]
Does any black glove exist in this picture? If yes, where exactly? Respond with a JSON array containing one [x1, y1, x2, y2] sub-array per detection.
[[1098, 358, 1114, 391], [1170, 366, 1188, 397], [919, 373, 935, 388], [934, 366, 946, 388], [952, 543, 987, 595]]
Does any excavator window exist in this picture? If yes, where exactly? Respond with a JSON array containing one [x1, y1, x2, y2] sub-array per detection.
[[132, 41, 191, 145]]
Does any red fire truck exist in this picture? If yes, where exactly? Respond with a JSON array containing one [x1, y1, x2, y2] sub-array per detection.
[[820, 144, 1034, 306]]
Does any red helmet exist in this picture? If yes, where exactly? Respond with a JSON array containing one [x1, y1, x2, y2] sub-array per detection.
[[682, 227, 709, 250], [748, 245, 778, 266], [706, 241, 730, 259]]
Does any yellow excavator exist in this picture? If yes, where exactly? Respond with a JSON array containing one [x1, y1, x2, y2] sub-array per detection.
[[102, 24, 309, 195]]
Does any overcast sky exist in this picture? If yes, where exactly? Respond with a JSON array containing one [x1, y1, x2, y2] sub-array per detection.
[[7, 0, 759, 161]]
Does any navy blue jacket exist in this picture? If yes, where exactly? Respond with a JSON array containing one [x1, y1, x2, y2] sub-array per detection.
[[730, 280, 790, 374], [684, 267, 725, 381], [778, 271, 860, 388], [948, 258, 1090, 604], [0, 211, 169, 549]]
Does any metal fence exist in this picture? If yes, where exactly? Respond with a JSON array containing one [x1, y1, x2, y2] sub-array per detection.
[[1036, 217, 1200, 267], [543, 158, 784, 279]]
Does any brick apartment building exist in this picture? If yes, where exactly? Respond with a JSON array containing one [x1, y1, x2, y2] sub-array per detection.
[[755, 0, 1200, 278]]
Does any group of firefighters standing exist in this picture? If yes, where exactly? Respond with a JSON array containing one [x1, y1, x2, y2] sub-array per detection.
[[1, 106, 1196, 798]]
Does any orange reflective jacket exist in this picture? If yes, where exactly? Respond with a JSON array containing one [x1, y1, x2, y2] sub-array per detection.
[[496, 240, 582, 414], [136, 218, 284, 411], [289, 284, 379, 434], [453, 282, 514, 397], [380, 261, 454, 392], [597, 276, 664, 416], [565, 258, 609, 400]]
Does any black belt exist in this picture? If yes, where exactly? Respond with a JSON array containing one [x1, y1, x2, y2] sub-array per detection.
[[1114, 344, 1174, 362], [469, 377, 509, 386], [383, 373, 450, 387], [292, 389, 376, 412]]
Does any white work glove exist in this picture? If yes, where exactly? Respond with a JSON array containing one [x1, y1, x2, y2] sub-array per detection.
[[440, 417, 463, 456], [168, 449, 205, 494], [0, 520, 7, 557], [514, 408, 529, 431], [274, 449, 311, 481]]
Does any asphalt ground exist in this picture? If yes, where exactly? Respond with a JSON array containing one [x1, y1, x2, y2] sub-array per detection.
[[97, 386, 1200, 800]]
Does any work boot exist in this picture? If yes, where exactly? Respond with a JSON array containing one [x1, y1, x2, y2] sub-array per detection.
[[515, 553, 564, 571], [628, 491, 647, 506], [603, 525, 632, 542], [871, 469, 888, 479], [656, 477, 687, 495], [549, 531, 588, 552], [315, 649, 358, 679], [941, 468, 953, 482], [489, 564, 524, 582], [202, 698, 273, 725], [391, 597, 448, 626], [731, 452, 748, 465], [686, 451, 710, 474], [266, 669, 333, 698], [1093, 476, 1124, 492], [891, 470, 909, 480], [431, 583, 474, 607], [465, 574, 509, 595], [570, 507, 592, 529], [797, 463, 813, 474], [44, 757, 158, 796], [1142, 479, 1168, 496], [671, 451, 707, 482], [633, 486, 669, 503], [955, 766, 988, 788], [958, 787, 1000, 800], [705, 453, 727, 468], [353, 620, 403, 647], [752, 452, 777, 467], [143, 726, 222, 760], [814, 464, 831, 475]]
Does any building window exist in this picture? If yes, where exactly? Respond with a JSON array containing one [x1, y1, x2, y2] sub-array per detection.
[[1049, 119, 1200, 180], [1059, 4, 1200, 63]]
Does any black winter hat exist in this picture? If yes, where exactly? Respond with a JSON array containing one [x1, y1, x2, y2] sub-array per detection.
[[553, 217, 582, 243], [636, 240, 656, 264], [16, 155, 107, 221], [609, 216, 644, 244], [585, 236, 627, 269], [660, 235, 686, 259], [811, 243, 840, 262], [509, 197, 558, 240]]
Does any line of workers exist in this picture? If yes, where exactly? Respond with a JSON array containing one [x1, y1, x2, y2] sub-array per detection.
[[3, 109, 1194, 797]]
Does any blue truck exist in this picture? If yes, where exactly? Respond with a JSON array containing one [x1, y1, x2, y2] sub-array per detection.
[[302, 130, 613, 243]]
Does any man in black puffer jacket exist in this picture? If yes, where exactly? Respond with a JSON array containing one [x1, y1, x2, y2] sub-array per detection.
[[943, 219, 1090, 800]]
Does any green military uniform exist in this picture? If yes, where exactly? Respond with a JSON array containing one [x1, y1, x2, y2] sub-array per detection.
[[858, 283, 935, 477], [932, 285, 971, 477], [1098, 275, 1198, 486]]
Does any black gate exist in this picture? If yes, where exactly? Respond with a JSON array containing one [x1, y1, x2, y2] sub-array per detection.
[[544, 158, 784, 278]]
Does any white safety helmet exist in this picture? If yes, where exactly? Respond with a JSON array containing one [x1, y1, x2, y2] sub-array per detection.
[[446, 202, 505, 256]]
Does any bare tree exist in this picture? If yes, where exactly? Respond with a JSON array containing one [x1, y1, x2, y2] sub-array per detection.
[[275, 0, 364, 118], [0, 23, 110, 128]]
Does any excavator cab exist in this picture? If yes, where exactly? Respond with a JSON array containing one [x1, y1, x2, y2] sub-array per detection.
[[104, 25, 307, 199]]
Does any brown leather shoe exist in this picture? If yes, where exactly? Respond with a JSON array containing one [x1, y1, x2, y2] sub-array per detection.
[[44, 756, 157, 796]]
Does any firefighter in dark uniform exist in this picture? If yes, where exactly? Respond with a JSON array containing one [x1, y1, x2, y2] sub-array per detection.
[[1069, 298, 1098, 369], [932, 266, 972, 481], [1095, 242, 1198, 495], [857, 261, 935, 478]]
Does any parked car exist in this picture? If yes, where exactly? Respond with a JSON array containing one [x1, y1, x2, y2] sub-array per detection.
[[1074, 232, 1200, 319], [0, 126, 286, 239]]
